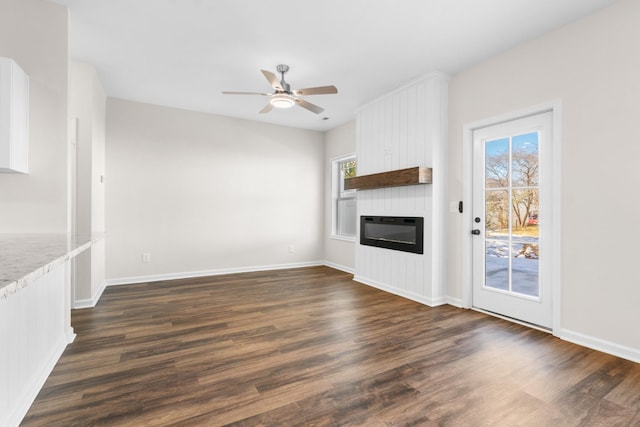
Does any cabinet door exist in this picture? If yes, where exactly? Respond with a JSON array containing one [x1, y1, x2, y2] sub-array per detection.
[[0, 57, 29, 174]]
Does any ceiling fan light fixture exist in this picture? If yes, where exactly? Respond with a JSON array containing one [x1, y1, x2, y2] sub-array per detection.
[[270, 93, 295, 109]]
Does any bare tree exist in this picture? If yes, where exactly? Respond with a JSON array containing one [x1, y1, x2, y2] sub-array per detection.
[[485, 144, 538, 230], [512, 148, 539, 228]]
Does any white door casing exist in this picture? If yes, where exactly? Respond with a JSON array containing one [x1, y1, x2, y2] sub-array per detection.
[[462, 102, 562, 333]]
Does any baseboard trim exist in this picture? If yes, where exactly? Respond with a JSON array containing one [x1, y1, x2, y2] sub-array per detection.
[[66, 327, 76, 344], [558, 328, 640, 364], [323, 261, 354, 275], [7, 336, 67, 427], [353, 275, 447, 307], [445, 296, 464, 308], [105, 261, 326, 287], [73, 280, 108, 309]]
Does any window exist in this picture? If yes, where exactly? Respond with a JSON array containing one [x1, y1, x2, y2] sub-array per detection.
[[332, 155, 357, 240]]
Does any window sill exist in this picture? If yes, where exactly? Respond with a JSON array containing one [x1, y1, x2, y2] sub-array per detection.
[[330, 234, 356, 243]]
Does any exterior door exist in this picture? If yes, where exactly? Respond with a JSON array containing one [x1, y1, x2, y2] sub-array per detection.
[[472, 112, 552, 328]]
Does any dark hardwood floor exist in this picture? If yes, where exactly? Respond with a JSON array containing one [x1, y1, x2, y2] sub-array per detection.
[[22, 266, 640, 426]]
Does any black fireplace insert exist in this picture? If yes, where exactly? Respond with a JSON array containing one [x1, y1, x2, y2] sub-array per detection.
[[360, 216, 424, 254]]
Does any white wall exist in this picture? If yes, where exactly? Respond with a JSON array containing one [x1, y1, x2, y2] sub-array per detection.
[[0, 0, 68, 232], [448, 0, 640, 355], [324, 120, 356, 272], [105, 98, 325, 281]]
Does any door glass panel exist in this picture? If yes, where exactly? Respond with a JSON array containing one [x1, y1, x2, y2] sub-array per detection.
[[512, 133, 539, 186], [512, 242, 539, 297], [486, 239, 509, 291], [511, 188, 539, 297], [485, 189, 509, 291], [485, 137, 509, 188], [485, 189, 509, 238], [484, 134, 540, 297], [512, 189, 539, 237]]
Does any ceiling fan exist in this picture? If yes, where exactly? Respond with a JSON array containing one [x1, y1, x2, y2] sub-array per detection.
[[222, 64, 338, 114]]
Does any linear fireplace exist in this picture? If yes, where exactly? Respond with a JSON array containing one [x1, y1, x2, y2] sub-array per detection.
[[360, 216, 424, 254]]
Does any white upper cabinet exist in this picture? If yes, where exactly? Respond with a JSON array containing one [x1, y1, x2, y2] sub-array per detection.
[[0, 57, 29, 173]]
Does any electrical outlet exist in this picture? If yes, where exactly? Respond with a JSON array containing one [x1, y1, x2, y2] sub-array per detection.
[[142, 252, 151, 263], [288, 244, 295, 253]]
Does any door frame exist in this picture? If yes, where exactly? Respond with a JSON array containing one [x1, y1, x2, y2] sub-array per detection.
[[461, 100, 562, 335]]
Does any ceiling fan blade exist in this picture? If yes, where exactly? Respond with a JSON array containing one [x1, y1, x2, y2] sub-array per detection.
[[261, 70, 283, 91], [222, 91, 270, 96], [293, 85, 338, 96], [294, 97, 324, 114], [259, 103, 273, 114]]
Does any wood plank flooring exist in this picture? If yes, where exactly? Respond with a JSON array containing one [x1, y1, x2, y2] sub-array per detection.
[[22, 266, 640, 426]]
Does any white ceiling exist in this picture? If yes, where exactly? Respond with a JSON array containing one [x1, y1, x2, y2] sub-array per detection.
[[51, 0, 617, 131]]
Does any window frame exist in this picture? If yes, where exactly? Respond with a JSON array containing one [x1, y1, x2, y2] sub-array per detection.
[[331, 153, 357, 241]]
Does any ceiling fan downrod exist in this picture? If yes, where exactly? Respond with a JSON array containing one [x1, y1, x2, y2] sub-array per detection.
[[276, 64, 291, 93]]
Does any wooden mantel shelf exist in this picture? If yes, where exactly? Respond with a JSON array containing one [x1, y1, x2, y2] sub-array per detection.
[[344, 166, 432, 191]]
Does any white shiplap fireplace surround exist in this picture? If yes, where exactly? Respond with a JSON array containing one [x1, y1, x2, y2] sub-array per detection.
[[354, 72, 449, 307]]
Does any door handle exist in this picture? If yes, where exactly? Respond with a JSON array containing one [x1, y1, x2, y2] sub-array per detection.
[[471, 229, 481, 235]]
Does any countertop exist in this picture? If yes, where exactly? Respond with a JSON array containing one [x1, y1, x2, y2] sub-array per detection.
[[0, 233, 99, 299]]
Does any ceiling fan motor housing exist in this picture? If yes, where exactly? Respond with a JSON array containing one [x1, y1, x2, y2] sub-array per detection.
[[276, 64, 289, 74]]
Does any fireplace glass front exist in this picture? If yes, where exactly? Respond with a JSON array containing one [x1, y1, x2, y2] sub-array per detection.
[[360, 216, 424, 254]]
